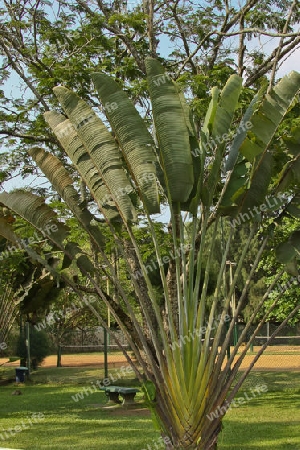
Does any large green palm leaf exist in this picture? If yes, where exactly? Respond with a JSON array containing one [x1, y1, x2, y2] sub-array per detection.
[[53, 87, 137, 222], [240, 72, 300, 162], [0, 192, 94, 278], [0, 191, 68, 246], [145, 57, 194, 204], [44, 111, 120, 221], [28, 147, 105, 248], [203, 75, 243, 206], [92, 73, 160, 214], [236, 71, 300, 213], [217, 72, 300, 216]]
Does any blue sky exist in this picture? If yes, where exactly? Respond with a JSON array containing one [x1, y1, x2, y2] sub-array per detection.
[[1, 1, 300, 197]]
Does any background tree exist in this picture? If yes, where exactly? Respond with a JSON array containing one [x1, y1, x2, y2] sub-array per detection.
[[0, 196, 115, 361], [33, 288, 101, 367], [16, 327, 51, 369], [260, 216, 300, 325], [1, 0, 300, 189]]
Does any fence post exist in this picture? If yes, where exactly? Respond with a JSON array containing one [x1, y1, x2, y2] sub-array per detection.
[[104, 327, 108, 379], [25, 321, 31, 376]]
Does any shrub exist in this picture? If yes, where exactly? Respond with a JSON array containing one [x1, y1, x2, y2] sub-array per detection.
[[16, 326, 51, 369]]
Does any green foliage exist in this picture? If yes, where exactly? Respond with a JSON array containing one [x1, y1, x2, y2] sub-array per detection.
[[259, 216, 300, 324], [1, 0, 300, 192], [16, 327, 51, 368]]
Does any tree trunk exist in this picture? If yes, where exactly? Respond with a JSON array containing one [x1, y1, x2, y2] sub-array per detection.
[[163, 436, 219, 450], [57, 344, 61, 367]]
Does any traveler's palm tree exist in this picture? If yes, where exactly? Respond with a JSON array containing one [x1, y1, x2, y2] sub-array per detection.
[[1, 58, 300, 448]]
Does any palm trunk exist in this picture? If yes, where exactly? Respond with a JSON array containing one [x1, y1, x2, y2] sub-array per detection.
[[154, 390, 223, 450], [162, 428, 220, 449], [162, 432, 220, 449]]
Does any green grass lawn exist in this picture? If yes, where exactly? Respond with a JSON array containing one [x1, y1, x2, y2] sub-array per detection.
[[0, 368, 299, 449]]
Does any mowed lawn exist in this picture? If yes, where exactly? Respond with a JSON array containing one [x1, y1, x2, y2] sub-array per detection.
[[0, 367, 299, 449]]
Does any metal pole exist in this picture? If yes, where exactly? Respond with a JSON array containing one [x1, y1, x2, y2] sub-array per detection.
[[104, 278, 109, 379], [228, 261, 238, 346], [25, 322, 30, 376], [107, 277, 110, 351], [104, 327, 108, 379]]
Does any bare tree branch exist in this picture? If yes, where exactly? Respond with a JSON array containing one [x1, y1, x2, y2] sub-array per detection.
[[144, 0, 158, 57], [33, 0, 41, 56], [169, 1, 197, 74], [217, 28, 300, 38], [0, 25, 54, 78], [238, 17, 246, 76], [268, 0, 298, 92], [245, 35, 300, 86], [175, 31, 215, 77], [175, 0, 260, 75], [0, 39, 50, 110], [0, 130, 56, 144], [207, 0, 260, 70]]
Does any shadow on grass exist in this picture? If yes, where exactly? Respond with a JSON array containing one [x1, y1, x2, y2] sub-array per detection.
[[219, 389, 300, 450], [234, 371, 300, 393], [219, 418, 300, 449], [37, 414, 156, 449], [0, 384, 156, 449]]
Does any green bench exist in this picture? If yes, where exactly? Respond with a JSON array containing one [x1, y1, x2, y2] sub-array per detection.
[[101, 385, 139, 405]]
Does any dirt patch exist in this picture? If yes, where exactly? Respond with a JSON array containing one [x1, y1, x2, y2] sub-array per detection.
[[42, 353, 128, 368], [106, 407, 151, 416], [90, 404, 151, 416], [0, 353, 128, 368], [43, 347, 300, 371], [1, 346, 300, 371], [234, 353, 300, 371]]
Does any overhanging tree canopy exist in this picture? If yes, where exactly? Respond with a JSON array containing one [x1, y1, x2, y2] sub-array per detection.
[[1, 0, 300, 188]]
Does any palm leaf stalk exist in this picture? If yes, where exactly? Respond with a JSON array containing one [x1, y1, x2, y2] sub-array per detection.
[[229, 299, 300, 396], [1, 59, 300, 449], [204, 272, 291, 444]]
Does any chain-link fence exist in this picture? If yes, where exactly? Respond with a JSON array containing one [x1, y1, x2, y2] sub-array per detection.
[[59, 327, 129, 351], [56, 322, 300, 368], [58, 327, 131, 369], [236, 321, 300, 346]]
